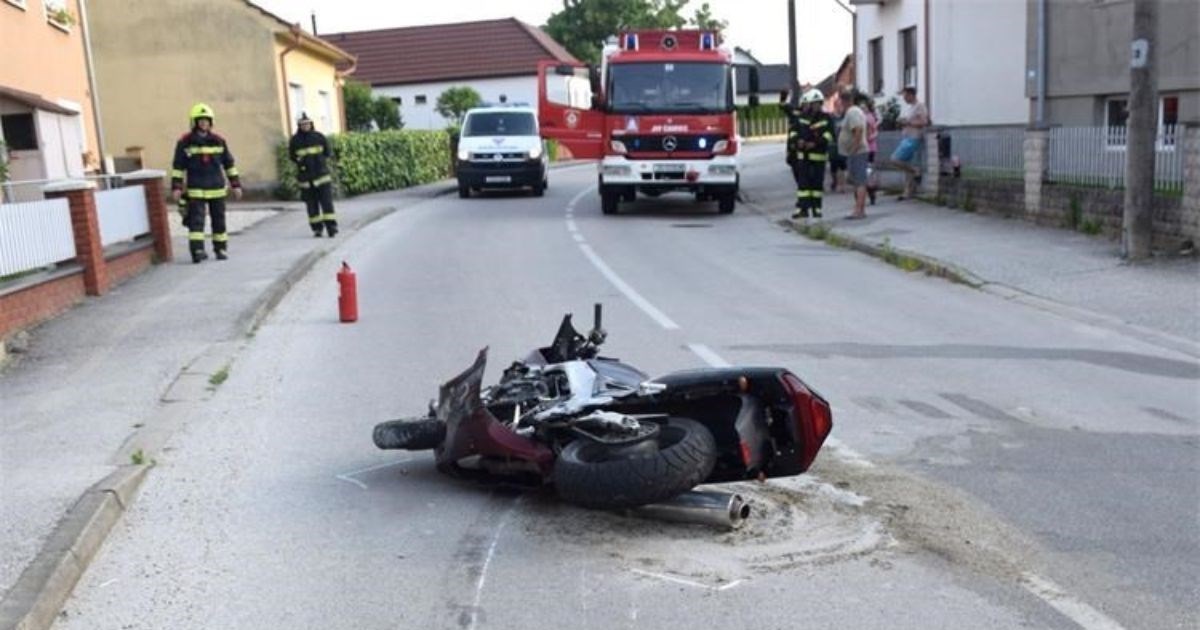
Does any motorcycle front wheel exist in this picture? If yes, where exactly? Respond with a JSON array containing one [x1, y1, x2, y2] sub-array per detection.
[[552, 417, 716, 509], [373, 418, 446, 451]]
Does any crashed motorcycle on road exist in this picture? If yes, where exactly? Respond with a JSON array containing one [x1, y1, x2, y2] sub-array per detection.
[[373, 305, 832, 510]]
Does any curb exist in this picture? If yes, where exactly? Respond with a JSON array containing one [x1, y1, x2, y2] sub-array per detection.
[[0, 466, 149, 630], [743, 195, 1200, 360]]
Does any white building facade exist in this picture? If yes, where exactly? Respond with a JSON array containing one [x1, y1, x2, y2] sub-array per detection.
[[853, 0, 1026, 126], [373, 76, 538, 130]]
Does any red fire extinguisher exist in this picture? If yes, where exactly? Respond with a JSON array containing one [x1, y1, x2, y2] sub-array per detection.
[[337, 261, 358, 323]]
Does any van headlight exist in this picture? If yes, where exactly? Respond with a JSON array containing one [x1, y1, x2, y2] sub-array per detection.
[[457, 147, 470, 161], [529, 144, 543, 160]]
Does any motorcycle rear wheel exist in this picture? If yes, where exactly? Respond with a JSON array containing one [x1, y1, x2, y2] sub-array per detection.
[[373, 418, 446, 451], [553, 417, 716, 509]]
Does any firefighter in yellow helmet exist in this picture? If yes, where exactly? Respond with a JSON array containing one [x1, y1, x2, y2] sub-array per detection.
[[171, 103, 242, 263]]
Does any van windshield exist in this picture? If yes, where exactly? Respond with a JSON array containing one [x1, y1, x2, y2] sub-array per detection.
[[463, 112, 537, 137]]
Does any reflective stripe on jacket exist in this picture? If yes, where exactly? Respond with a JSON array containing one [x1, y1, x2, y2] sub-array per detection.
[[171, 130, 240, 194]]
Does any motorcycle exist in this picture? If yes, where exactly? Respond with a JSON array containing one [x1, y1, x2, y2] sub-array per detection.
[[373, 305, 833, 510]]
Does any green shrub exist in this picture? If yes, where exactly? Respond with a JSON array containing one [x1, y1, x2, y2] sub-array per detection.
[[276, 130, 451, 200]]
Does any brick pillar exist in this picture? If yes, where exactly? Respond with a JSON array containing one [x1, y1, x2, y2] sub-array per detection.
[[1024, 128, 1049, 218], [43, 180, 109, 296], [123, 169, 172, 262], [923, 130, 941, 197], [1181, 123, 1200, 246]]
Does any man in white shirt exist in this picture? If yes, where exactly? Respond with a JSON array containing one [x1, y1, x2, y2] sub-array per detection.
[[837, 87, 870, 218]]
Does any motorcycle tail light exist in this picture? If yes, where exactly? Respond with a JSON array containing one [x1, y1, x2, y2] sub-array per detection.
[[739, 440, 752, 466], [780, 372, 832, 471]]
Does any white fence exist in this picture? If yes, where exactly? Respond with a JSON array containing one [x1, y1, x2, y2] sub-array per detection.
[[945, 126, 1025, 179], [1048, 125, 1183, 191], [96, 186, 149, 246], [738, 117, 789, 137], [1, 174, 126, 204], [0, 198, 77, 278]]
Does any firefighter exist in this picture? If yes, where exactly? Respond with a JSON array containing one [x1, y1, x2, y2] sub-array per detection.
[[171, 103, 242, 263], [791, 89, 833, 219], [289, 113, 338, 238]]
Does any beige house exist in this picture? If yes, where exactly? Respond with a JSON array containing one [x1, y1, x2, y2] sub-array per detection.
[[86, 0, 355, 192], [1, 0, 102, 200]]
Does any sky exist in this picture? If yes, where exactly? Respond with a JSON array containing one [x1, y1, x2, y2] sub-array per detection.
[[251, 0, 854, 84]]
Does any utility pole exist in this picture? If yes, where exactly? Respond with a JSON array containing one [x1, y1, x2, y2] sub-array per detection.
[[1123, 0, 1157, 260], [788, 0, 799, 106]]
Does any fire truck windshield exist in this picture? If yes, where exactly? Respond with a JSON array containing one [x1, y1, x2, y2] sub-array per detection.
[[608, 62, 730, 114]]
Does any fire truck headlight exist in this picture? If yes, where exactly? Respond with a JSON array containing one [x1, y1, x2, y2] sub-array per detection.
[[609, 140, 628, 155], [708, 164, 737, 175], [602, 165, 632, 176], [712, 140, 729, 153]]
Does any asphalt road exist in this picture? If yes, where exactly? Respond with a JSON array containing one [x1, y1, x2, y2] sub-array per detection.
[[55, 147, 1198, 630]]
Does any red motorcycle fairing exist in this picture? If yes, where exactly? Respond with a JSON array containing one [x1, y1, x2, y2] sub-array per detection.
[[433, 348, 556, 475]]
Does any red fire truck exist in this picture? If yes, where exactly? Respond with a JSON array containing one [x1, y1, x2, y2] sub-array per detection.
[[538, 30, 743, 215]]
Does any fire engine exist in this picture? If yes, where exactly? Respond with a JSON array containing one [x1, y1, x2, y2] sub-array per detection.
[[538, 30, 744, 215]]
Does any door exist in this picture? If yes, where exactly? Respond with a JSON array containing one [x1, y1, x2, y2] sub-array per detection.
[[537, 61, 604, 159], [1, 111, 46, 202]]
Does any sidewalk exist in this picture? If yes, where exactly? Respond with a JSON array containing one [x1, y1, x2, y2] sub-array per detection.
[[740, 158, 1200, 357], [0, 180, 453, 629]]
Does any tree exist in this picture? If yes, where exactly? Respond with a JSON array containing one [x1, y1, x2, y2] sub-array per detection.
[[435, 86, 483, 127], [343, 79, 403, 132], [689, 2, 727, 31], [543, 0, 691, 65]]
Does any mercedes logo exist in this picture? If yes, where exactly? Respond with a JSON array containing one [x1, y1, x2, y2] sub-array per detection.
[[662, 136, 678, 152]]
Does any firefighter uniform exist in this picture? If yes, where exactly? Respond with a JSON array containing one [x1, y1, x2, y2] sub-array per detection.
[[791, 90, 833, 219], [288, 113, 338, 237], [171, 103, 241, 263]]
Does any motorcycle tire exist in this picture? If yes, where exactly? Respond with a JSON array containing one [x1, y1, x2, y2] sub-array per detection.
[[373, 418, 446, 451], [552, 417, 717, 510]]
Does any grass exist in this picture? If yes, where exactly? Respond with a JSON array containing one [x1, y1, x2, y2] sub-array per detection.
[[1080, 218, 1104, 235], [208, 364, 231, 387], [130, 449, 146, 465]]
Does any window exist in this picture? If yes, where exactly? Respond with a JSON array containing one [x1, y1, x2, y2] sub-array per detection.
[[1, 113, 38, 151], [391, 96, 402, 106], [289, 82, 306, 125], [1104, 96, 1178, 148], [1160, 95, 1178, 146], [4, 0, 28, 11], [868, 37, 883, 95], [415, 95, 427, 105], [44, 0, 72, 29], [318, 90, 332, 130], [899, 27, 918, 89], [608, 62, 731, 114], [462, 112, 537, 137]]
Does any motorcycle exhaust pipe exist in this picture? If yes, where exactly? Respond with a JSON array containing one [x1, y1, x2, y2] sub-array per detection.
[[629, 490, 751, 530]]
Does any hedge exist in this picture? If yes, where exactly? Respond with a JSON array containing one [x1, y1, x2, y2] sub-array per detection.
[[276, 129, 451, 199]]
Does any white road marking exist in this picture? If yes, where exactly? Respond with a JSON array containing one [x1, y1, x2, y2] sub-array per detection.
[[578, 243, 679, 330], [334, 458, 413, 490], [1020, 573, 1129, 630], [567, 185, 594, 211], [686, 343, 731, 367], [566, 219, 577, 232], [573, 233, 585, 243], [469, 498, 521, 630], [629, 568, 743, 592]]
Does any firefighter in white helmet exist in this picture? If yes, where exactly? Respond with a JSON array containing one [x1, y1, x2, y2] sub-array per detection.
[[789, 89, 832, 219]]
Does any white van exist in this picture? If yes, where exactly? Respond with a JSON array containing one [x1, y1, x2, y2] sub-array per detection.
[[455, 105, 548, 198]]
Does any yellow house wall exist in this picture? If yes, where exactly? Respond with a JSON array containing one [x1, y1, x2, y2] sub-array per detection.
[[275, 42, 345, 135], [0, 0, 100, 170], [86, 0, 303, 189]]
